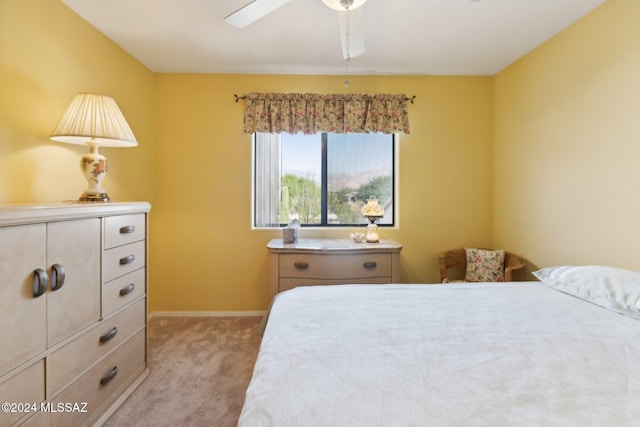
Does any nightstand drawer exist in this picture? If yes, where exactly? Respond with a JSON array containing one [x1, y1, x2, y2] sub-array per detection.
[[47, 299, 146, 397], [104, 214, 146, 249], [280, 277, 390, 292], [279, 253, 391, 279], [49, 330, 146, 427], [103, 268, 146, 317], [103, 240, 146, 283]]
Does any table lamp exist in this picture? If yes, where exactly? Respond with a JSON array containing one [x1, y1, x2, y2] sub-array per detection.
[[361, 196, 384, 243], [50, 93, 138, 202]]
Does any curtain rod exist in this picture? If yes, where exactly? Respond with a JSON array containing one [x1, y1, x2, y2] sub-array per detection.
[[233, 94, 416, 104]]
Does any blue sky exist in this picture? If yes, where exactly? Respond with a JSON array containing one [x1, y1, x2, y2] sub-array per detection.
[[282, 133, 392, 176]]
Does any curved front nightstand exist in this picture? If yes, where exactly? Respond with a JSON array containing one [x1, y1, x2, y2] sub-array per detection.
[[267, 238, 402, 297]]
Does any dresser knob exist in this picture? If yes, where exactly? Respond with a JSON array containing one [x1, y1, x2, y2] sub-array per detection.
[[119, 283, 136, 296], [119, 255, 135, 265], [294, 262, 309, 269], [99, 327, 118, 343], [119, 225, 135, 234], [32, 268, 48, 298], [100, 366, 118, 385], [50, 263, 66, 291], [363, 262, 377, 269]]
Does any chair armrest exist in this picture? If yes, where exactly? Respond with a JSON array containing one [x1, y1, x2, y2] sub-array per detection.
[[504, 253, 525, 281], [438, 254, 448, 282]]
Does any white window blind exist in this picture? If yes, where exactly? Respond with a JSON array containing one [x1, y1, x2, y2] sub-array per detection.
[[254, 133, 281, 227]]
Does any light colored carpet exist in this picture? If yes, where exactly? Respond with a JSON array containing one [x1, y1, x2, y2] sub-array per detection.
[[103, 316, 263, 427]]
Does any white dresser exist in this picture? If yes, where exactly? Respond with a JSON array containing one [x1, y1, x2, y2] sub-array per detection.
[[267, 238, 402, 298], [0, 202, 150, 427]]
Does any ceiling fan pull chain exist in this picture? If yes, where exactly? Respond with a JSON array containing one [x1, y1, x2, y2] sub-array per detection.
[[344, 56, 350, 86], [344, 6, 351, 86]]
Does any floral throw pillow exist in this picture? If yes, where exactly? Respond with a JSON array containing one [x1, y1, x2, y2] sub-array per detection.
[[464, 248, 506, 282]]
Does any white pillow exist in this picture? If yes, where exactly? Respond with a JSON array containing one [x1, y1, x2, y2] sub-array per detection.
[[533, 265, 640, 319]]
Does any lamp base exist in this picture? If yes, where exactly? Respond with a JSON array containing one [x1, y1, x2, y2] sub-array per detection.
[[79, 142, 110, 203], [79, 191, 110, 202], [365, 223, 379, 243]]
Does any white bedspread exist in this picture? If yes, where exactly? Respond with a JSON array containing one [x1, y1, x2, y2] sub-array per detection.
[[239, 283, 640, 427]]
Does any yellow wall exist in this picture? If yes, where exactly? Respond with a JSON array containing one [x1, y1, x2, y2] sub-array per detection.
[[2, 0, 499, 313], [7, 0, 636, 313], [493, 0, 640, 271], [152, 74, 492, 311], [0, 0, 155, 204], [10, 0, 636, 313]]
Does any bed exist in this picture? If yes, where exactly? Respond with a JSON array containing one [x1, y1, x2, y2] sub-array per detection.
[[239, 265, 640, 427]]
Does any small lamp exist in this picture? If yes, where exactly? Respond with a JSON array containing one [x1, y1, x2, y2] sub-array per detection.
[[50, 93, 138, 202], [361, 196, 384, 243]]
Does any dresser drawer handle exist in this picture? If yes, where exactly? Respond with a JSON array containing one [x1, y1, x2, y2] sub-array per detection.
[[294, 262, 309, 270], [50, 263, 66, 291], [99, 327, 118, 343], [100, 366, 118, 385], [363, 262, 377, 269], [119, 255, 135, 265], [32, 268, 48, 298], [119, 283, 136, 296], [119, 225, 136, 234]]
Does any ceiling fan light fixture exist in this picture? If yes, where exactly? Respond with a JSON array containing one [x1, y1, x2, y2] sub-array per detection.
[[322, 0, 368, 11]]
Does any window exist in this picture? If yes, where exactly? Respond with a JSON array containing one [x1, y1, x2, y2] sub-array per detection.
[[254, 132, 395, 228]]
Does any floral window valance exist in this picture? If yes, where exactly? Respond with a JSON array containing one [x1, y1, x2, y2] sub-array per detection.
[[240, 92, 412, 135]]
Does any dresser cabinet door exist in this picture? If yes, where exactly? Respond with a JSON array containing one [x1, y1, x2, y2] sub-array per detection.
[[1, 219, 101, 371], [0, 224, 47, 375], [46, 218, 101, 347]]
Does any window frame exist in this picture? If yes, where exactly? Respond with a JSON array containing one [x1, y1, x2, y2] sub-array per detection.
[[252, 132, 398, 229]]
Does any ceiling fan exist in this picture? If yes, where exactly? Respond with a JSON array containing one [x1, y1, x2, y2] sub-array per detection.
[[224, 0, 367, 59]]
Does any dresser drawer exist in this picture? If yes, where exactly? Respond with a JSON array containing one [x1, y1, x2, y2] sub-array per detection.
[[103, 268, 146, 317], [47, 299, 146, 397], [103, 240, 146, 283], [279, 253, 392, 279], [19, 410, 47, 427], [0, 360, 44, 427], [104, 214, 146, 249], [49, 330, 146, 427]]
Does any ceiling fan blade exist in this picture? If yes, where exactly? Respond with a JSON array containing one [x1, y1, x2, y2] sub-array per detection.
[[338, 8, 365, 59], [224, 0, 295, 29]]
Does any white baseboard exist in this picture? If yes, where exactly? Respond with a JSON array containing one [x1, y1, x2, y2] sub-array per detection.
[[148, 310, 266, 319]]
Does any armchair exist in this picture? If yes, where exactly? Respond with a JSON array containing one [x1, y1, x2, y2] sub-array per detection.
[[439, 248, 525, 283]]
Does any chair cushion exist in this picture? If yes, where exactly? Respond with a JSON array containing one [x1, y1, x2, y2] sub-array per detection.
[[464, 248, 505, 282]]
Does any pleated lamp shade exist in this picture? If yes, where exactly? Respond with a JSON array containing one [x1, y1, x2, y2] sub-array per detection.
[[50, 93, 138, 147]]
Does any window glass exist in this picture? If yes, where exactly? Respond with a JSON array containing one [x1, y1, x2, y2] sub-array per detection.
[[327, 133, 393, 225], [281, 134, 322, 224], [254, 132, 395, 227]]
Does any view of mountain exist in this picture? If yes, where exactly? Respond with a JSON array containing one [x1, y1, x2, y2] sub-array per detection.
[[283, 168, 391, 192]]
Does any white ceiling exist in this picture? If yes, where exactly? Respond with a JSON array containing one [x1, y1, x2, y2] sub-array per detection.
[[60, 0, 607, 76]]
